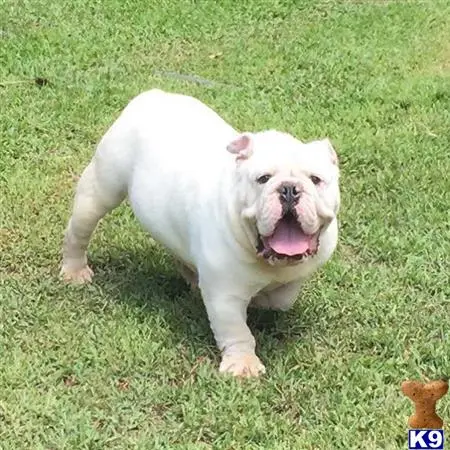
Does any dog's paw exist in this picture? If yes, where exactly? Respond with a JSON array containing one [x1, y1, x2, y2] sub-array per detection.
[[219, 353, 266, 378], [60, 265, 94, 284]]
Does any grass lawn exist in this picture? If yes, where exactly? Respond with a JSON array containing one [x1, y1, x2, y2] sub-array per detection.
[[1, 0, 450, 448]]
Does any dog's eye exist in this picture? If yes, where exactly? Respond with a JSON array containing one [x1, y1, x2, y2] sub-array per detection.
[[310, 175, 322, 185], [256, 174, 271, 184]]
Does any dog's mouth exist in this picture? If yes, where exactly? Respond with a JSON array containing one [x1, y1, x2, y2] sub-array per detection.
[[257, 213, 320, 261]]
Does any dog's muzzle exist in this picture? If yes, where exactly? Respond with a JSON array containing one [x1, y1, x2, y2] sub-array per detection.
[[278, 182, 301, 216]]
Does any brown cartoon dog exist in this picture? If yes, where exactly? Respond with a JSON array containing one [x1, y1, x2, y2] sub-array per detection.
[[401, 379, 448, 429]]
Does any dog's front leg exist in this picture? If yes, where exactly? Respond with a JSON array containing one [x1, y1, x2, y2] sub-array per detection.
[[200, 284, 265, 377]]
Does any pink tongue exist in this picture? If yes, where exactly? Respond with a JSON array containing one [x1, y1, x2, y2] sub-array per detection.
[[267, 221, 310, 256]]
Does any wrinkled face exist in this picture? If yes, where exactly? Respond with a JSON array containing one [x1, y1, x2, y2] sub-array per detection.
[[228, 130, 340, 265]]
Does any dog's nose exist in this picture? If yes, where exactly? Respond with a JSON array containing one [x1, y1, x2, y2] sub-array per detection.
[[278, 184, 300, 204]]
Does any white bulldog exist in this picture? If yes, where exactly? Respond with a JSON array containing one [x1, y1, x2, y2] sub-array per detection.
[[61, 89, 340, 377]]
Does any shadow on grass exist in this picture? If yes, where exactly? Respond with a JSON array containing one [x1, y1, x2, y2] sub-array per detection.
[[90, 245, 322, 359]]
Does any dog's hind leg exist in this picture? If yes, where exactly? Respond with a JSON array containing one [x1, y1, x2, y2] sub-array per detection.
[[250, 281, 302, 311], [60, 157, 127, 283], [174, 260, 199, 289]]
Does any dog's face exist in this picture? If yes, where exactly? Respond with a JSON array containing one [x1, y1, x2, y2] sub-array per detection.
[[228, 131, 340, 265]]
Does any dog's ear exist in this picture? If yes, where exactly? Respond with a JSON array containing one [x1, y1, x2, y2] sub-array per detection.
[[226, 133, 254, 161], [322, 138, 338, 166]]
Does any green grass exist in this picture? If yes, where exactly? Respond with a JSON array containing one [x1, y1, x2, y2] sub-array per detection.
[[1, 0, 450, 448]]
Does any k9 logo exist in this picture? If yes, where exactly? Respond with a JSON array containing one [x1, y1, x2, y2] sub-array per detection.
[[408, 430, 444, 450]]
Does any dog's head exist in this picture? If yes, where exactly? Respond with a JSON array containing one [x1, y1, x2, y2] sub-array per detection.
[[228, 130, 340, 266]]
